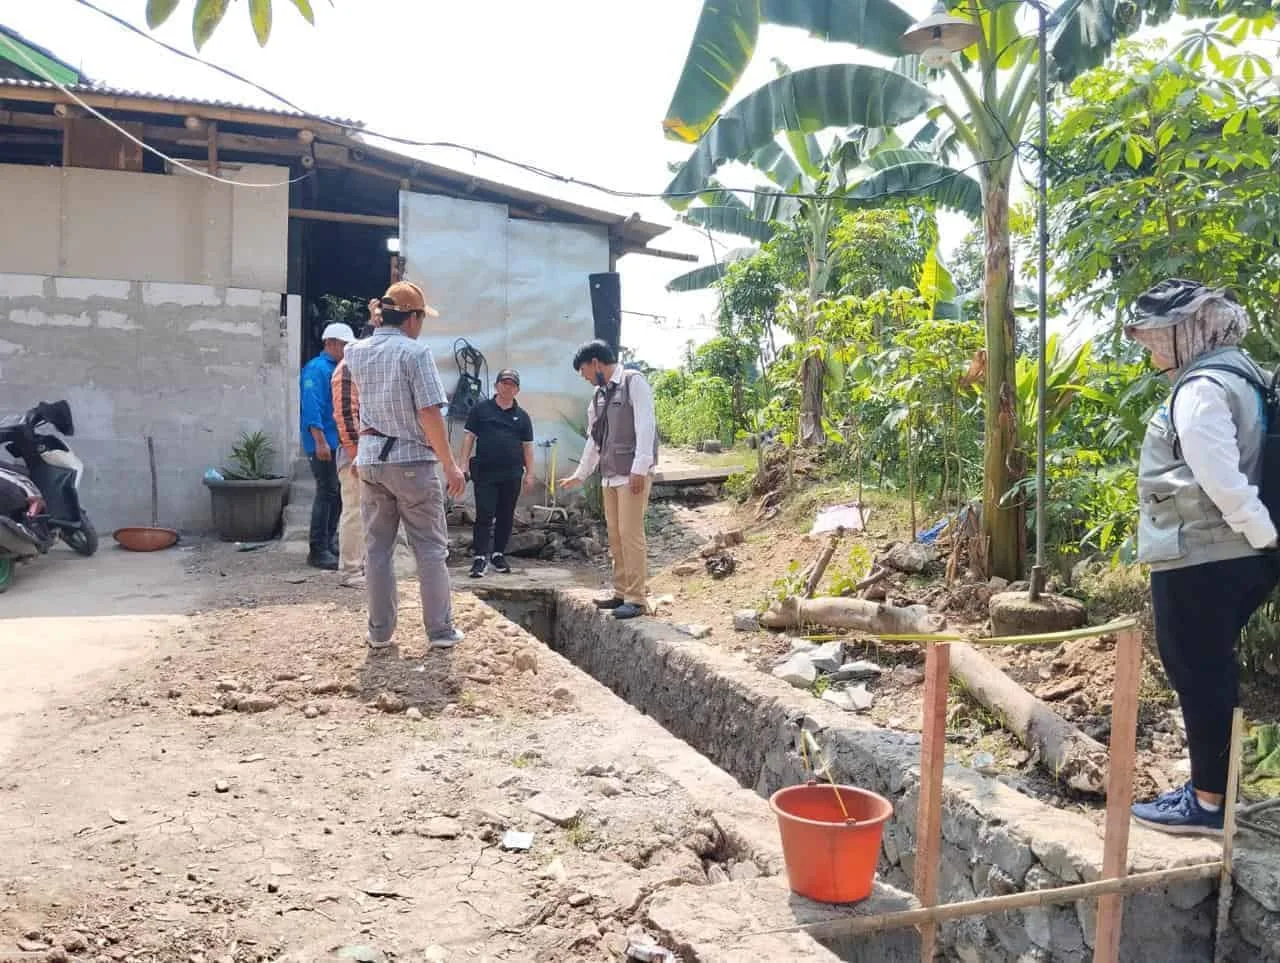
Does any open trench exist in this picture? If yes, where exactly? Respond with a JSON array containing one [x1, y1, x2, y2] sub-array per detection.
[[467, 578, 1279, 963]]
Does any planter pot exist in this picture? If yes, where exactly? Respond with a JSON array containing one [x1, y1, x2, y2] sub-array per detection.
[[204, 477, 289, 542]]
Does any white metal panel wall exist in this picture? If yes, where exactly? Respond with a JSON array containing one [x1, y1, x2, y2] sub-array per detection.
[[507, 217, 608, 475], [398, 191, 605, 480]]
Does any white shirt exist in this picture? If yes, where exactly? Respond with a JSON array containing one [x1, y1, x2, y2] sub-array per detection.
[[571, 366, 657, 488], [1173, 377, 1278, 550]]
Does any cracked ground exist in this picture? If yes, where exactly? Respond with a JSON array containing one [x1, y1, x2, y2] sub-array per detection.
[[0, 544, 767, 963]]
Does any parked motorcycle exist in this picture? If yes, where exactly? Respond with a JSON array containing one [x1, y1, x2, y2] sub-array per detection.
[[0, 401, 97, 592]]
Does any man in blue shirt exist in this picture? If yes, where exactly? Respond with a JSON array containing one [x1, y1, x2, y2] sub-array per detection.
[[301, 322, 356, 569]]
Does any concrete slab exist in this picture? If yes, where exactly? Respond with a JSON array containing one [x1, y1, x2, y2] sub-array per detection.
[[648, 876, 919, 962]]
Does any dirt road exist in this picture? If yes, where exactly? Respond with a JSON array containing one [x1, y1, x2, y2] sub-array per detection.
[[0, 543, 781, 963]]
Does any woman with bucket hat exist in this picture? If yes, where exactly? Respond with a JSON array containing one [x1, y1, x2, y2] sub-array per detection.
[[1126, 279, 1280, 835]]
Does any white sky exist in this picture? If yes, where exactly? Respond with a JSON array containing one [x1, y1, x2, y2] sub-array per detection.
[[5, 1, 1220, 365]]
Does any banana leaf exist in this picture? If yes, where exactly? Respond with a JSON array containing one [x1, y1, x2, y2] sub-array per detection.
[[842, 149, 983, 219], [666, 247, 759, 292], [663, 0, 916, 143], [683, 206, 779, 244], [664, 63, 936, 206]]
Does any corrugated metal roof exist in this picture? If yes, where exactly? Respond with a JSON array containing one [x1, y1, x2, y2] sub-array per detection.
[[0, 75, 361, 127]]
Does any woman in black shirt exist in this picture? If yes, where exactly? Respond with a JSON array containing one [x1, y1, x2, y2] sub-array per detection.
[[461, 369, 535, 576]]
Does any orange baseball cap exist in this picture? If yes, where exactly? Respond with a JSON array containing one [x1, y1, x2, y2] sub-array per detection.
[[381, 281, 439, 318]]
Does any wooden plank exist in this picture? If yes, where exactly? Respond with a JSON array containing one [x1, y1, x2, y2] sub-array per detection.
[[1213, 706, 1246, 963], [915, 641, 950, 962], [651, 466, 745, 486], [206, 120, 218, 175], [288, 208, 399, 228], [763, 861, 1223, 942], [1093, 628, 1142, 963]]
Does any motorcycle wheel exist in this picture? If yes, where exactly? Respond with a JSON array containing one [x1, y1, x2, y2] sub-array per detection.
[[62, 514, 99, 557], [0, 557, 12, 593]]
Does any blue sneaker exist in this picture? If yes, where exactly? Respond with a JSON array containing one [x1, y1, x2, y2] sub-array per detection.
[[1131, 782, 1223, 837]]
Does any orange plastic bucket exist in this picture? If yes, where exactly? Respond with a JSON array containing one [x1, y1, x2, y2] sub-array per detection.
[[770, 782, 893, 904]]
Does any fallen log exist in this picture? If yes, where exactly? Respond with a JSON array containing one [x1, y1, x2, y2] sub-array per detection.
[[948, 642, 1109, 795], [762, 596, 946, 636]]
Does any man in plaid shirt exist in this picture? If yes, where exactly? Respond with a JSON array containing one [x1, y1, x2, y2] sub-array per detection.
[[330, 298, 384, 588], [344, 281, 467, 653]]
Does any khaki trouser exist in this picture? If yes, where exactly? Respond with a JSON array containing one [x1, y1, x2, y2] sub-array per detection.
[[602, 477, 652, 605], [360, 461, 453, 646], [337, 464, 365, 576]]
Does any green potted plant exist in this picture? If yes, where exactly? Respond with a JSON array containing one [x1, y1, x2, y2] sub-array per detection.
[[203, 431, 290, 541]]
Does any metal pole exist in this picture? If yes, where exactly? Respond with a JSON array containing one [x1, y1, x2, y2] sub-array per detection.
[[1030, 0, 1049, 600]]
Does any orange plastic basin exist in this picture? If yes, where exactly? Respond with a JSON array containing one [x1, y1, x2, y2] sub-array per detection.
[[770, 782, 893, 904]]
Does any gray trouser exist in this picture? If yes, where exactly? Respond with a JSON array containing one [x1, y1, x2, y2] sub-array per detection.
[[359, 461, 453, 646]]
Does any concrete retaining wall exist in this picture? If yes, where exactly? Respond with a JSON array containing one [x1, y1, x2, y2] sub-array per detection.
[[549, 590, 1279, 962], [0, 272, 289, 532]]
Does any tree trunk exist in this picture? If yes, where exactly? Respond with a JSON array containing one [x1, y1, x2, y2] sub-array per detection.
[[798, 203, 834, 447], [980, 164, 1023, 581], [949, 642, 1109, 795], [762, 596, 946, 635], [798, 353, 826, 446]]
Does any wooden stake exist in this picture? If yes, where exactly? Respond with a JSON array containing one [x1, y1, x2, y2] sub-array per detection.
[[803, 528, 843, 598], [1093, 628, 1142, 963], [743, 861, 1222, 943], [1213, 706, 1246, 963], [206, 120, 218, 175], [915, 641, 950, 962]]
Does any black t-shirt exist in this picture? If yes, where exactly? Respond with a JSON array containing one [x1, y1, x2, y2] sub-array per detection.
[[464, 398, 533, 479]]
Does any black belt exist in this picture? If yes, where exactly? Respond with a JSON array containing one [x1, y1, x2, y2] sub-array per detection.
[[359, 429, 397, 462]]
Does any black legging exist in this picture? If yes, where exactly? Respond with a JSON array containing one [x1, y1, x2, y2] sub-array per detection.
[[473, 474, 521, 558], [1151, 553, 1280, 794]]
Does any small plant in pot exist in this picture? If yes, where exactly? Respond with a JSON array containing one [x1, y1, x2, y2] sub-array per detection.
[[204, 431, 290, 542]]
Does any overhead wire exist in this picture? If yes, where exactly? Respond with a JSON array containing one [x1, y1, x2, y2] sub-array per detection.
[[0, 29, 309, 188], [63, 0, 1020, 206]]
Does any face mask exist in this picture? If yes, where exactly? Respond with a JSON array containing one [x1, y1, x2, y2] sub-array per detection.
[[594, 369, 607, 387]]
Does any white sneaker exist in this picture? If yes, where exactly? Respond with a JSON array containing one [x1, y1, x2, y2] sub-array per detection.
[[428, 628, 464, 650]]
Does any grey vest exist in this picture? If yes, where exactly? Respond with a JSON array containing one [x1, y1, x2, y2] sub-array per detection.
[[1137, 347, 1266, 571], [592, 369, 658, 478]]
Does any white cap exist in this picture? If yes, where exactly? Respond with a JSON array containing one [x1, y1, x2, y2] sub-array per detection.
[[321, 322, 357, 343]]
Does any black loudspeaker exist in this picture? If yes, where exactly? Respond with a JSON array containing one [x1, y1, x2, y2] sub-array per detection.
[[589, 272, 621, 349]]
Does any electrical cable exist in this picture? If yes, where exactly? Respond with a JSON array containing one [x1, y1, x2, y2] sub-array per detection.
[[447, 338, 488, 423], [64, 0, 1020, 205], [0, 30, 310, 188]]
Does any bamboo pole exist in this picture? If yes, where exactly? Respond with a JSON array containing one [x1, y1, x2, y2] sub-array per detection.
[[1093, 628, 1142, 962], [740, 861, 1223, 942], [1213, 706, 1246, 963], [915, 641, 950, 961]]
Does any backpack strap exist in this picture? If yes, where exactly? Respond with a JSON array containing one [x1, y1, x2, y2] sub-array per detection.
[[1169, 362, 1270, 460]]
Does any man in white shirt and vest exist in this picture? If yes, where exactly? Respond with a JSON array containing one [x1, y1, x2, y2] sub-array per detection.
[[561, 339, 657, 620]]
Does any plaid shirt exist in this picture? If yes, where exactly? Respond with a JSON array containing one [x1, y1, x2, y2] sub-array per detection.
[[331, 359, 360, 470], [344, 326, 447, 466]]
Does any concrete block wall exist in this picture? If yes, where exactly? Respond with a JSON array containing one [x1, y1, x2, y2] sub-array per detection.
[[550, 595, 1280, 963], [0, 272, 289, 532]]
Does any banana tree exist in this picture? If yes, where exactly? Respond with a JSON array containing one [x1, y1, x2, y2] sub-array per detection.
[[661, 0, 1258, 579], [665, 104, 980, 446]]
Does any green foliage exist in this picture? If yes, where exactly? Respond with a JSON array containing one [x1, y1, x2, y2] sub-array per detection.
[[653, 370, 736, 447], [1048, 39, 1280, 350], [1242, 585, 1280, 680], [147, 0, 316, 48], [826, 544, 874, 597], [224, 431, 277, 480]]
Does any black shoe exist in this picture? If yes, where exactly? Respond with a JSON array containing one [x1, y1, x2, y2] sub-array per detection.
[[593, 596, 625, 610], [308, 551, 339, 571], [490, 553, 511, 574], [469, 556, 487, 579], [612, 602, 644, 620]]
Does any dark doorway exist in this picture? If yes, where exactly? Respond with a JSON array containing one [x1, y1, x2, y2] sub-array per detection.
[[296, 220, 397, 362]]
